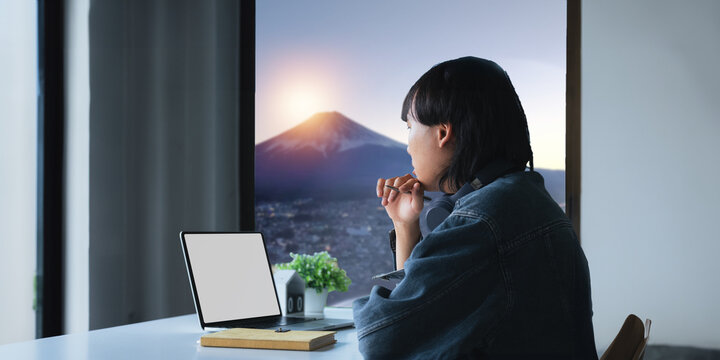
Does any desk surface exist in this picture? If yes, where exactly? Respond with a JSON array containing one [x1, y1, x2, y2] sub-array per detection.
[[0, 307, 361, 359]]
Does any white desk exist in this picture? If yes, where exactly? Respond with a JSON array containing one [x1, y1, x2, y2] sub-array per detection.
[[0, 307, 361, 359]]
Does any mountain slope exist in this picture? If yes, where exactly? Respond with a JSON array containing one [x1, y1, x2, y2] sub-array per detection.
[[258, 111, 404, 158], [256, 112, 411, 200]]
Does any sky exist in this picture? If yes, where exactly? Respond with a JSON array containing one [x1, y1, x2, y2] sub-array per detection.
[[256, 0, 566, 170]]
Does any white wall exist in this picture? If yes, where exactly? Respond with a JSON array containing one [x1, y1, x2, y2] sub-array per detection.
[[0, 1, 37, 345], [582, 0, 720, 350], [64, 0, 90, 334]]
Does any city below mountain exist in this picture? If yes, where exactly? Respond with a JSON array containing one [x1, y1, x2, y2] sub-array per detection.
[[256, 111, 564, 204]]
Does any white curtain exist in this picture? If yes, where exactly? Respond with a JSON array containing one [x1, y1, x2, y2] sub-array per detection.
[[88, 0, 242, 329]]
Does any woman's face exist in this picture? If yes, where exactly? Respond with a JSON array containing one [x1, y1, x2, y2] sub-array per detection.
[[406, 114, 455, 192]]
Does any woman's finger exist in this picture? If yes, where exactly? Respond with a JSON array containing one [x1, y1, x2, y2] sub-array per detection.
[[399, 173, 414, 183], [382, 174, 414, 204], [391, 177, 406, 202], [398, 177, 418, 193], [376, 178, 385, 197], [383, 178, 396, 205]]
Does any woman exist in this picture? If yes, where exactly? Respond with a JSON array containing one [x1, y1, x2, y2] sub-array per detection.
[[352, 57, 598, 359]]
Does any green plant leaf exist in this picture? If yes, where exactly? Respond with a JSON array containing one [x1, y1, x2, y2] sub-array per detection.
[[274, 251, 351, 293]]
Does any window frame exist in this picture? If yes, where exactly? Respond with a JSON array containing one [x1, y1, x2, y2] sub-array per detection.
[[36, 0, 66, 338], [239, 0, 256, 231], [244, 0, 582, 238], [566, 0, 582, 239]]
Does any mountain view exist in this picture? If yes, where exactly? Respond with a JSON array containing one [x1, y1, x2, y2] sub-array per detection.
[[256, 112, 412, 201], [256, 111, 565, 306]]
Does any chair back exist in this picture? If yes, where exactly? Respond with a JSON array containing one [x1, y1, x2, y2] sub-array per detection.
[[600, 314, 652, 360]]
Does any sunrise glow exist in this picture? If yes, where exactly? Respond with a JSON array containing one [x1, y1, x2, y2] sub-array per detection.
[[281, 83, 327, 125]]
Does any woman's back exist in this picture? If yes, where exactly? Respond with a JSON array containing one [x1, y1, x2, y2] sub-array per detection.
[[353, 171, 598, 359]]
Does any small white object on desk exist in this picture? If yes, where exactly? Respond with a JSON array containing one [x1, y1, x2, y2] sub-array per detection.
[[273, 269, 306, 315]]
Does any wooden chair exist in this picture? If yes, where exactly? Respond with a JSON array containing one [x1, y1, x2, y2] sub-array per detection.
[[600, 314, 652, 360]]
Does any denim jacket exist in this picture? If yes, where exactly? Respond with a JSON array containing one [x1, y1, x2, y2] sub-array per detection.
[[352, 171, 598, 359]]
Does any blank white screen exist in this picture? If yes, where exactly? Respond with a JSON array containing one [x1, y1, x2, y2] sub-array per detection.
[[184, 233, 280, 323]]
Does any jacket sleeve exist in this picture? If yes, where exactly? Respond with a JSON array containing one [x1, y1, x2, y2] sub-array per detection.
[[352, 214, 509, 359]]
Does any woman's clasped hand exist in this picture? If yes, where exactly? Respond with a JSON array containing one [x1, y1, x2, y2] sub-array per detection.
[[376, 174, 424, 226]]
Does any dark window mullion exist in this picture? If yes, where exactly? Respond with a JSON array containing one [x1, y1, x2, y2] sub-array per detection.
[[566, 0, 582, 240], [36, 0, 65, 338], [239, 0, 256, 231]]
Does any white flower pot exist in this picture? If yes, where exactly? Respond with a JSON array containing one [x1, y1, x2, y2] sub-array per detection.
[[304, 288, 328, 315]]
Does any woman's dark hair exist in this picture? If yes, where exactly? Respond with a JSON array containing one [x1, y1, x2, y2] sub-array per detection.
[[401, 56, 534, 192]]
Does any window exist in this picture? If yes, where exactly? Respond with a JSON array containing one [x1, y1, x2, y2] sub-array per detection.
[[256, 1, 567, 305], [0, 0, 38, 344]]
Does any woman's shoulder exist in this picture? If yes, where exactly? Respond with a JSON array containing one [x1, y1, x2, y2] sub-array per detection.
[[454, 171, 546, 209], [451, 171, 568, 238]]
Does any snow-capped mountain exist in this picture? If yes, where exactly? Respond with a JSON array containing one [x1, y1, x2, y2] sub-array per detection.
[[256, 112, 412, 201], [258, 111, 405, 157]]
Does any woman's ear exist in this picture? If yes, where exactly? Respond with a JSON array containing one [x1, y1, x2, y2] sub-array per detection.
[[436, 123, 454, 148]]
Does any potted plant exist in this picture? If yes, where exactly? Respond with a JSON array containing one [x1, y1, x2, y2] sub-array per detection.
[[275, 251, 351, 314]]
